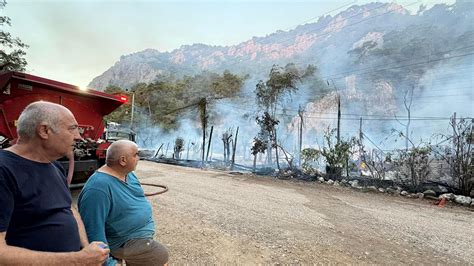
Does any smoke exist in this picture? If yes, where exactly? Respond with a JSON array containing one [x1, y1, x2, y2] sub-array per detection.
[[132, 1, 473, 166]]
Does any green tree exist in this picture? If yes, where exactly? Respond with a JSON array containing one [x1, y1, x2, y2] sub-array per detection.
[[320, 128, 356, 180], [251, 137, 266, 172], [301, 148, 321, 176], [254, 64, 301, 169], [393, 145, 432, 192], [103, 71, 244, 131], [0, 0, 28, 71], [391, 129, 433, 192]]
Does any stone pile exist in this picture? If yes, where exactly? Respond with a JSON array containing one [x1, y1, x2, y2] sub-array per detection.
[[319, 178, 474, 207]]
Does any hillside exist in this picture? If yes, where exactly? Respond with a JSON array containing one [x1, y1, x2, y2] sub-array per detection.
[[89, 1, 473, 150]]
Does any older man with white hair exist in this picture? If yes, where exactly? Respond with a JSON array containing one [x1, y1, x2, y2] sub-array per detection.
[[0, 101, 110, 265], [79, 140, 169, 266]]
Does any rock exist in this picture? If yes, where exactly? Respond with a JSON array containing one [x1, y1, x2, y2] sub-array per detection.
[[378, 188, 386, 193], [341, 179, 347, 184], [420, 182, 451, 195], [326, 179, 334, 185], [318, 177, 325, 183], [333, 181, 340, 186], [400, 191, 409, 196], [350, 180, 359, 188], [387, 187, 402, 195], [354, 186, 367, 192], [416, 192, 424, 199], [439, 193, 455, 201], [395, 186, 403, 195], [367, 186, 378, 192], [454, 195, 472, 206], [385, 171, 397, 180], [423, 190, 436, 198], [425, 195, 438, 200]]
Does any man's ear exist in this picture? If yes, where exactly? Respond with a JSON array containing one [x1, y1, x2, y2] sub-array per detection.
[[37, 124, 50, 140], [119, 155, 127, 167]]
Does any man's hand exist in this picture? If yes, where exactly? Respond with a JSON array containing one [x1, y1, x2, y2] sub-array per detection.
[[78, 241, 110, 265]]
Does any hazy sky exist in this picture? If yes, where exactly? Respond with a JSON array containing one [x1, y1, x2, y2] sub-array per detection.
[[4, 0, 455, 88]]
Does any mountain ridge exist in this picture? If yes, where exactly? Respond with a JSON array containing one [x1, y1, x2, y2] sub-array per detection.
[[88, 1, 471, 91]]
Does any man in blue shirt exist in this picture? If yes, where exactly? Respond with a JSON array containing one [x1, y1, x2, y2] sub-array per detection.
[[79, 140, 169, 266], [0, 101, 110, 265]]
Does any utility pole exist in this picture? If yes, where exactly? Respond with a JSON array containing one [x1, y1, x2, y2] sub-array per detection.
[[165, 142, 169, 158], [298, 105, 304, 167], [452, 112, 457, 151], [130, 93, 135, 129], [199, 98, 207, 168], [206, 126, 213, 162], [337, 94, 341, 144], [186, 140, 191, 160], [359, 117, 363, 174], [231, 126, 239, 170]]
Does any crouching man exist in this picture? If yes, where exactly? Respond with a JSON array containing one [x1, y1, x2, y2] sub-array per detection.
[[78, 140, 169, 266]]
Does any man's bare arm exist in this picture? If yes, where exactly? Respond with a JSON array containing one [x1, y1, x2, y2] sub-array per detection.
[[72, 206, 89, 248], [0, 232, 109, 265]]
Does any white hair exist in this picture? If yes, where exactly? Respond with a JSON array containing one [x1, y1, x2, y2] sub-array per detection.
[[17, 101, 64, 139], [106, 140, 137, 166]]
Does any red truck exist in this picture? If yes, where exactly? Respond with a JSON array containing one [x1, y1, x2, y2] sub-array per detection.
[[0, 71, 128, 185]]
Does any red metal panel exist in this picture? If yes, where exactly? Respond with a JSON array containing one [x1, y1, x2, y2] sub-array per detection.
[[0, 71, 125, 142]]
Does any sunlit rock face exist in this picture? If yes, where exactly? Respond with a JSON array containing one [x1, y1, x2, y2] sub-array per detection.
[[88, 2, 418, 90]]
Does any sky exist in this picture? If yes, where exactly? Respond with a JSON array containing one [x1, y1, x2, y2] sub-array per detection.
[[4, 0, 456, 88]]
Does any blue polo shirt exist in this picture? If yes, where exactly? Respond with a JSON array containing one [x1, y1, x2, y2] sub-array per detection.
[[77, 171, 155, 251]]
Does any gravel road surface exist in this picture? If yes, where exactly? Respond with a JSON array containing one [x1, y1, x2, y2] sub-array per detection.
[[76, 160, 474, 264]]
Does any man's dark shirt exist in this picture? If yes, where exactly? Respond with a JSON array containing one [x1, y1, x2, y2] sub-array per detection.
[[0, 150, 81, 252]]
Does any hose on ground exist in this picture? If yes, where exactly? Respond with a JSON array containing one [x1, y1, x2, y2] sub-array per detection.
[[141, 183, 169, 197]]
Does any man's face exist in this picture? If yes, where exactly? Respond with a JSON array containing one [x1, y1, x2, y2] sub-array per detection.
[[127, 145, 140, 172], [49, 110, 82, 158]]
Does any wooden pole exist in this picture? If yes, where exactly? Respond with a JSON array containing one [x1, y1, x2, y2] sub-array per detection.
[[358, 117, 363, 174], [298, 105, 304, 167], [130, 93, 135, 130], [337, 94, 341, 144], [186, 140, 191, 160], [154, 143, 164, 158], [201, 98, 207, 168], [165, 142, 169, 158], [275, 129, 280, 171], [452, 112, 457, 151], [206, 125, 213, 162], [231, 126, 239, 170]]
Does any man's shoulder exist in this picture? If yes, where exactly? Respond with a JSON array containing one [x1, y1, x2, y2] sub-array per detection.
[[82, 172, 114, 191], [0, 150, 15, 165], [79, 172, 114, 203]]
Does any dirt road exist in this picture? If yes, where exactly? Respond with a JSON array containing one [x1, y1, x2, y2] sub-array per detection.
[[80, 160, 474, 264]]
